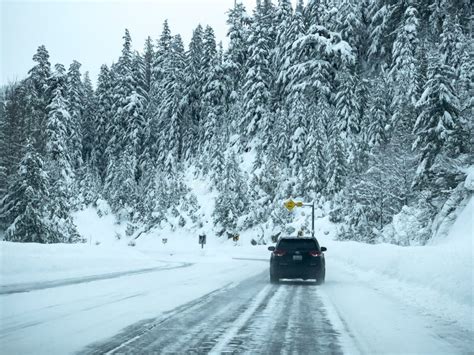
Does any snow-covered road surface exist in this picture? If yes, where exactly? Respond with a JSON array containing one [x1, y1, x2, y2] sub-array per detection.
[[81, 272, 343, 355], [79, 263, 472, 355], [0, 255, 268, 355], [1, 252, 472, 354]]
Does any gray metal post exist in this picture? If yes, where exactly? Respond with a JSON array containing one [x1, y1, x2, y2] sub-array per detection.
[[312, 201, 315, 238]]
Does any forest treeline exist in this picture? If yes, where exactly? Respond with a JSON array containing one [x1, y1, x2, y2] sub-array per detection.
[[0, 0, 472, 244]]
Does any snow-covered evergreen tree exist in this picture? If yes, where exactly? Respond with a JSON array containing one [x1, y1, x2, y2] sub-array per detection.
[[413, 55, 464, 191], [81, 72, 96, 164], [241, 2, 273, 142], [213, 152, 248, 232], [93, 64, 114, 180], [2, 140, 54, 243], [389, 5, 419, 130], [28, 45, 51, 153], [66, 60, 84, 170]]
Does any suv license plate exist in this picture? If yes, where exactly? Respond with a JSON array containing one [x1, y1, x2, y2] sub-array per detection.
[[293, 255, 303, 261]]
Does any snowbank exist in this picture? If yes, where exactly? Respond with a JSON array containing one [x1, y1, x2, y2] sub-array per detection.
[[0, 206, 163, 286], [0, 241, 165, 285], [321, 197, 473, 330]]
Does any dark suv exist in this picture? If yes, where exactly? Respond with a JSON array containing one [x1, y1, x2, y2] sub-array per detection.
[[268, 237, 327, 284]]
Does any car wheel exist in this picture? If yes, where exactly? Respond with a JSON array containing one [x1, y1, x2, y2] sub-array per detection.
[[270, 272, 279, 284], [315, 270, 325, 285]]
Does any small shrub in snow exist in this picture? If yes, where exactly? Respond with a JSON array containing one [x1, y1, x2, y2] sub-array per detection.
[[125, 223, 136, 236], [128, 240, 136, 247], [96, 199, 110, 217]]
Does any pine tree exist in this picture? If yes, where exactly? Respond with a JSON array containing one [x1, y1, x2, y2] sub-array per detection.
[[143, 36, 154, 96], [209, 128, 227, 186], [336, 0, 363, 52], [304, 0, 326, 28], [183, 25, 204, 159], [335, 68, 360, 139], [202, 25, 218, 72], [367, 73, 390, 148], [28, 45, 51, 153], [213, 152, 248, 232], [368, 0, 410, 65], [143, 21, 173, 173], [389, 5, 419, 130], [2, 140, 53, 243], [241, 3, 272, 141], [93, 65, 114, 180], [226, 2, 250, 86], [201, 51, 230, 162], [288, 91, 309, 175], [46, 87, 73, 184], [274, 0, 295, 105], [326, 134, 347, 195], [289, 24, 353, 106], [104, 147, 137, 215], [413, 55, 463, 190], [0, 82, 32, 190], [81, 72, 96, 164], [158, 34, 187, 173], [66, 60, 84, 170], [108, 29, 133, 159], [127, 51, 147, 163], [45, 73, 81, 242]]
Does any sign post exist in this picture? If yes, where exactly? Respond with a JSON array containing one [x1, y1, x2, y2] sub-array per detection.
[[199, 234, 206, 249], [232, 233, 239, 243], [284, 199, 315, 238]]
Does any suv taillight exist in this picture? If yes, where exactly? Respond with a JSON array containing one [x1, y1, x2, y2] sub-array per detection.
[[309, 250, 321, 257], [273, 249, 286, 256]]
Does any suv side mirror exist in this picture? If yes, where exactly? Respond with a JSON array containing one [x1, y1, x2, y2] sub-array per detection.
[[268, 246, 275, 251], [321, 247, 327, 252]]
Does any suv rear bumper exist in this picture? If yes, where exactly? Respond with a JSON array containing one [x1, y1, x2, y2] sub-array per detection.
[[271, 263, 323, 279]]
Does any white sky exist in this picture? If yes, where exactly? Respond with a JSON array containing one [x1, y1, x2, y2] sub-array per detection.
[[1, 0, 298, 86]]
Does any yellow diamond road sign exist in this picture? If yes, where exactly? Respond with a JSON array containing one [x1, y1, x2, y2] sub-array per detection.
[[284, 199, 296, 211]]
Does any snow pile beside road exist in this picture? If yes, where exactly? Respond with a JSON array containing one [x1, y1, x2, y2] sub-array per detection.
[[0, 241, 165, 285], [323, 197, 473, 330], [0, 206, 166, 286]]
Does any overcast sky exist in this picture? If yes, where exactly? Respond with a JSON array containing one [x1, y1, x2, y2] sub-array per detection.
[[1, 0, 298, 86]]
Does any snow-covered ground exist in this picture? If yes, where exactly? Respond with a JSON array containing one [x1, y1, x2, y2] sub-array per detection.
[[0, 195, 472, 354]]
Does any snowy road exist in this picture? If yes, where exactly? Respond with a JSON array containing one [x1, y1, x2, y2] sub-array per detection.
[[81, 273, 342, 354], [1, 247, 472, 354], [79, 260, 472, 355]]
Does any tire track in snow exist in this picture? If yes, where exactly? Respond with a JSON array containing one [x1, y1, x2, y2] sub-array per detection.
[[211, 281, 343, 355], [208, 284, 273, 353], [80, 282, 236, 355], [81, 273, 344, 354]]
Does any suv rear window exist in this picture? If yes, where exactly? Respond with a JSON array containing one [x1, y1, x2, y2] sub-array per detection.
[[277, 239, 318, 250]]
